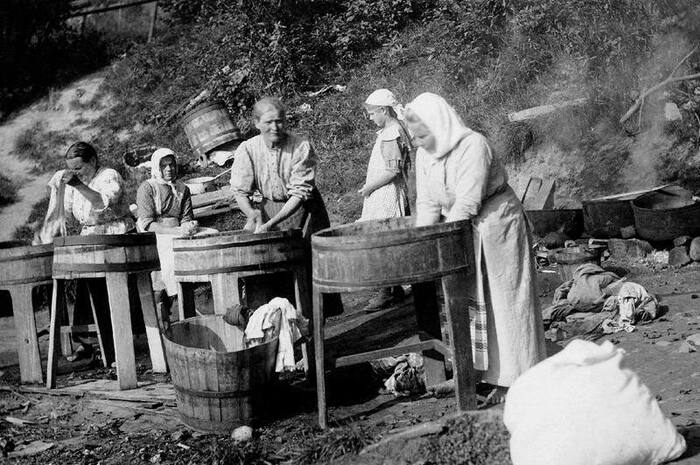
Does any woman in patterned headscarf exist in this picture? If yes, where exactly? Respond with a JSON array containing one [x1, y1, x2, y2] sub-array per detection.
[[405, 92, 546, 402]]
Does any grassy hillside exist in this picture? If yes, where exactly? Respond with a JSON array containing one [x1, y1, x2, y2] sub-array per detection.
[[15, 0, 700, 234]]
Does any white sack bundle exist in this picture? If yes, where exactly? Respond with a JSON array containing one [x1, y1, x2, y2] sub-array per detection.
[[504, 339, 686, 465]]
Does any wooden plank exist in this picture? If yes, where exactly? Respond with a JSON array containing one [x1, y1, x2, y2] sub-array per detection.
[[521, 177, 555, 210], [532, 179, 555, 209], [47, 279, 65, 389], [22, 380, 177, 405], [11, 284, 43, 384], [105, 273, 138, 390], [210, 272, 240, 317], [442, 272, 477, 410], [87, 280, 112, 368], [193, 205, 237, 220], [191, 187, 234, 208], [293, 266, 312, 372], [313, 290, 327, 429], [588, 184, 672, 201], [334, 340, 436, 368], [507, 98, 587, 122], [135, 272, 167, 373], [59, 324, 97, 334]]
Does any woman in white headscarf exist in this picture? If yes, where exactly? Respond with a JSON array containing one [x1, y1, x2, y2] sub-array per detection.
[[136, 148, 197, 235], [405, 92, 546, 402], [136, 148, 204, 316], [358, 88, 413, 221], [358, 89, 414, 310]]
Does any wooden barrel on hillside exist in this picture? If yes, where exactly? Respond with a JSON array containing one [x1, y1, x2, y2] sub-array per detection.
[[52, 234, 159, 279], [0, 241, 53, 287], [181, 102, 241, 159], [163, 315, 278, 433], [311, 217, 473, 292], [172, 230, 307, 280]]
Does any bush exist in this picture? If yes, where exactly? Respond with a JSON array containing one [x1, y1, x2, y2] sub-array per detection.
[[0, 174, 18, 207]]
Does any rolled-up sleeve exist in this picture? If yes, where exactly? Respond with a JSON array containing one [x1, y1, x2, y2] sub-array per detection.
[[415, 152, 442, 226], [230, 142, 256, 197], [286, 138, 315, 201], [379, 126, 403, 173], [135, 182, 157, 232], [446, 136, 492, 222], [180, 187, 194, 223]]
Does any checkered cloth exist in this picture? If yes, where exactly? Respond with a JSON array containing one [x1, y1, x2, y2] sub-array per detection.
[[439, 297, 488, 372]]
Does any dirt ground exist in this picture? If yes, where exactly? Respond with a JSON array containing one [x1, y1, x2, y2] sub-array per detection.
[[1, 257, 700, 464]]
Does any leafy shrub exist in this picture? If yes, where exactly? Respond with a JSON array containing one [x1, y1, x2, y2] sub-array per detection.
[[0, 174, 18, 207]]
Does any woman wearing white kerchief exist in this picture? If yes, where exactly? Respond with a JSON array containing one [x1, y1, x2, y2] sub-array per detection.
[[136, 148, 197, 235], [136, 148, 209, 316], [358, 89, 414, 310], [405, 92, 546, 402]]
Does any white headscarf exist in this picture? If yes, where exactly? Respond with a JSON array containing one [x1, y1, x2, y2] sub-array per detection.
[[406, 92, 472, 159], [365, 88, 406, 120], [150, 148, 179, 196]]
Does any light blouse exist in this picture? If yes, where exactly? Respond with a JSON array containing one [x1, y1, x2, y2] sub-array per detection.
[[230, 133, 316, 202], [415, 131, 507, 225]]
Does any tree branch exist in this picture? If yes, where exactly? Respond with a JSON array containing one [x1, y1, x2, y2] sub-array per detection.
[[620, 72, 700, 124], [620, 46, 699, 125]]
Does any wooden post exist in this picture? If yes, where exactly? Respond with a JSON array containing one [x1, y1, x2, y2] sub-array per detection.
[[148, 1, 158, 42]]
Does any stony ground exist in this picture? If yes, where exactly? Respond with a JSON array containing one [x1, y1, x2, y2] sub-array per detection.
[[1, 257, 700, 464]]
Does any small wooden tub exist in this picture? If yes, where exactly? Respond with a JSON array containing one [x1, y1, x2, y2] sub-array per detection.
[[172, 230, 307, 280], [550, 246, 601, 281], [311, 216, 472, 291], [163, 315, 278, 433], [0, 241, 53, 286], [52, 234, 159, 279]]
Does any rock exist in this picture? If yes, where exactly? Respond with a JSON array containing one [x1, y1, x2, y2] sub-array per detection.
[[690, 237, 700, 261], [665, 102, 683, 121], [607, 238, 654, 259], [619, 225, 636, 239], [677, 341, 697, 353], [673, 236, 692, 248], [232, 425, 253, 442], [686, 333, 700, 345], [669, 246, 692, 267]]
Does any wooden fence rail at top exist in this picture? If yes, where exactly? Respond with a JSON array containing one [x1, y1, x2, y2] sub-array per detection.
[[68, 0, 159, 42]]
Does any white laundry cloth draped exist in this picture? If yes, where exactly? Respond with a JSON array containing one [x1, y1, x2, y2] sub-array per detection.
[[33, 171, 67, 245], [244, 297, 309, 372]]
